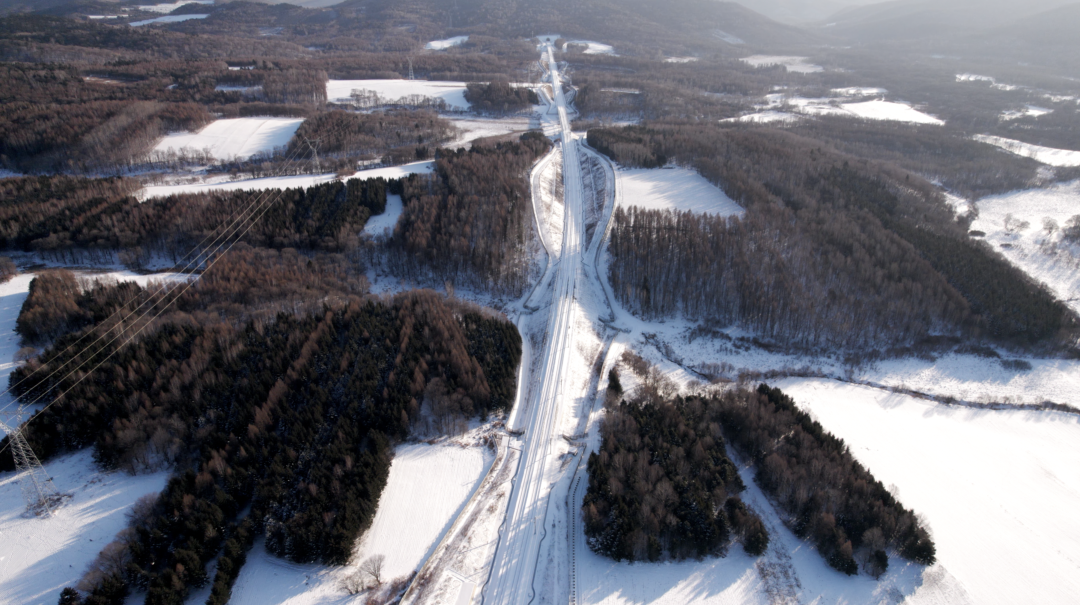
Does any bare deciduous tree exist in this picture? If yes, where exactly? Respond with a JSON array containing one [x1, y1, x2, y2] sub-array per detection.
[[359, 555, 385, 586]]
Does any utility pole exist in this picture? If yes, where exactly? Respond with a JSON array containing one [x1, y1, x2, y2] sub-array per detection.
[[408, 56, 415, 81], [303, 136, 322, 174]]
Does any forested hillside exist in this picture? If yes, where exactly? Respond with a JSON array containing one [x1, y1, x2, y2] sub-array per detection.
[[3, 257, 521, 605], [592, 123, 1078, 349]]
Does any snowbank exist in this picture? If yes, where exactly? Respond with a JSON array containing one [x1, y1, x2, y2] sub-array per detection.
[[326, 80, 470, 110], [129, 14, 208, 26], [974, 135, 1080, 167], [617, 168, 745, 217], [774, 378, 1080, 605], [137, 160, 435, 200], [740, 55, 822, 74], [425, 35, 468, 50], [0, 451, 169, 605], [152, 117, 303, 161]]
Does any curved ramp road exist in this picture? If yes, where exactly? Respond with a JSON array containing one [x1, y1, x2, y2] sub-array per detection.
[[485, 45, 585, 604]]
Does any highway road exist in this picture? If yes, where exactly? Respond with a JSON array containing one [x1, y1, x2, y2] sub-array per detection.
[[484, 44, 585, 604]]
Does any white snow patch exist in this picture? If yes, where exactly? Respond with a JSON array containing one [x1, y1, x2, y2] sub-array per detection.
[[974, 135, 1080, 167], [617, 168, 744, 217], [841, 99, 944, 125], [831, 86, 887, 97], [214, 84, 262, 93], [955, 73, 1021, 91], [664, 57, 698, 63], [740, 55, 823, 74], [136, 0, 212, 13], [138, 160, 435, 200], [0, 451, 169, 605], [968, 179, 1080, 314], [363, 194, 402, 238], [352, 442, 491, 582], [129, 13, 207, 26], [774, 378, 1080, 605], [152, 117, 303, 161], [566, 40, 616, 55], [425, 35, 469, 50], [444, 117, 533, 149], [722, 110, 800, 124], [1001, 105, 1052, 120], [326, 80, 470, 110]]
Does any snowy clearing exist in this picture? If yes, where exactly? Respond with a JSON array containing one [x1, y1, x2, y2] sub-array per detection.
[[444, 117, 534, 149], [1001, 105, 1052, 120], [352, 442, 492, 582], [363, 194, 403, 238], [152, 117, 303, 161], [129, 14, 207, 26], [137, 160, 435, 200], [754, 95, 943, 125], [617, 168, 744, 217], [664, 57, 698, 63], [968, 179, 1080, 314], [0, 451, 169, 605], [721, 110, 799, 124], [974, 135, 1080, 167], [135, 0, 212, 13], [956, 73, 1021, 91], [774, 378, 1080, 605], [832, 86, 888, 97], [326, 80, 470, 110], [740, 55, 823, 74], [425, 36, 468, 50], [565, 40, 616, 55], [841, 99, 945, 125]]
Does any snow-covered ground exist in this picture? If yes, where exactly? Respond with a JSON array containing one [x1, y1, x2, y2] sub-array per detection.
[[713, 30, 744, 45], [0, 451, 169, 605], [974, 135, 1080, 167], [617, 167, 744, 217], [565, 40, 616, 55], [326, 80, 470, 110], [968, 179, 1080, 314], [135, 0, 212, 13], [774, 378, 1080, 605], [152, 117, 303, 161], [352, 442, 492, 583], [832, 86, 888, 97], [138, 161, 435, 200], [740, 55, 823, 74], [425, 36, 468, 50], [955, 73, 1021, 92], [129, 14, 208, 26], [722, 110, 799, 124], [664, 57, 698, 63], [363, 194, 403, 238], [734, 94, 943, 126], [1001, 105, 1052, 120], [444, 117, 534, 149]]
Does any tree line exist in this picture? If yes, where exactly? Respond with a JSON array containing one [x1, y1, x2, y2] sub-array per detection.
[[591, 123, 1079, 349], [465, 80, 539, 114], [286, 109, 455, 164], [583, 369, 769, 561], [712, 384, 936, 576], [3, 254, 521, 605]]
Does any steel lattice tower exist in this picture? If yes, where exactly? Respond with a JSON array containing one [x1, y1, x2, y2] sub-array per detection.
[[1, 415, 61, 516]]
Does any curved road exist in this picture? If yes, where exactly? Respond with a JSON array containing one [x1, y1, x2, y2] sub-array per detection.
[[484, 45, 585, 604]]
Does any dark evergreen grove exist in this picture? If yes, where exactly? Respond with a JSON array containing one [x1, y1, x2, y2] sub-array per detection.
[[583, 376, 769, 561], [714, 385, 936, 575], [3, 257, 521, 605]]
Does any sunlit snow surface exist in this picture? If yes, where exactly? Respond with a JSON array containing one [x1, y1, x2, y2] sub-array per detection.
[[129, 14, 208, 26], [565, 40, 616, 55], [729, 95, 942, 126], [974, 135, 1080, 167], [617, 167, 744, 217], [135, 0, 212, 13], [325, 80, 470, 110], [152, 117, 303, 161], [425, 35, 468, 50], [137, 161, 435, 200]]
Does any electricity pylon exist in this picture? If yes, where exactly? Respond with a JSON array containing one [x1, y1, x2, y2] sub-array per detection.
[[1, 412, 61, 516]]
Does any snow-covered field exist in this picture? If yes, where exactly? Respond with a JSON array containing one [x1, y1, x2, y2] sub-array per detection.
[[228, 438, 492, 605], [722, 110, 799, 124], [138, 160, 435, 200], [664, 56, 698, 63], [152, 117, 303, 161], [565, 40, 616, 55], [352, 442, 492, 582], [774, 378, 1080, 605], [974, 135, 1080, 167], [326, 80, 470, 110], [1001, 105, 1052, 120], [0, 451, 169, 605], [129, 14, 207, 26], [740, 55, 823, 74], [735, 94, 943, 126], [617, 168, 744, 217], [425, 35, 468, 50], [135, 0, 212, 13], [445, 117, 534, 149], [968, 179, 1080, 314]]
